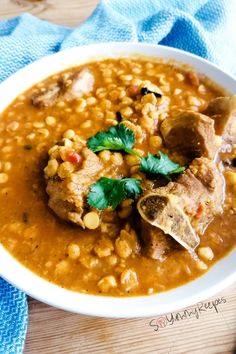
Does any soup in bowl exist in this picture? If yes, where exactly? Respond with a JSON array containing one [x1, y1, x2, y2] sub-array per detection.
[[0, 43, 235, 317]]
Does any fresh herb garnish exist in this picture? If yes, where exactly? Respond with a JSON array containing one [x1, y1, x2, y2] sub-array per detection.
[[140, 152, 185, 179], [140, 87, 162, 98], [87, 123, 140, 156], [87, 123, 185, 195], [87, 177, 143, 210]]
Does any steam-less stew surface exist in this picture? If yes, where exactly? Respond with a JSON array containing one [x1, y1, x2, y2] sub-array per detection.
[[0, 58, 235, 296]]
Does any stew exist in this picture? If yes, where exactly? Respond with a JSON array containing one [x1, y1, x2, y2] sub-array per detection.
[[0, 58, 235, 296]]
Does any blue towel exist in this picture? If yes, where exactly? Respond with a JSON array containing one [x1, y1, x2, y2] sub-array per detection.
[[0, 0, 235, 352]]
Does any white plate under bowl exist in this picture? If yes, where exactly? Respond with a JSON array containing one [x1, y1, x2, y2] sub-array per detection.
[[0, 43, 235, 318]]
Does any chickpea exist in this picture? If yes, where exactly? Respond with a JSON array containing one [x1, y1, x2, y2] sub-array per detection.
[[198, 247, 214, 261], [147, 288, 154, 295], [131, 78, 142, 86], [120, 269, 138, 290], [115, 238, 132, 258], [132, 67, 142, 74], [60, 138, 73, 148], [94, 238, 114, 258], [68, 243, 80, 260], [175, 72, 185, 81], [106, 255, 118, 266], [145, 62, 154, 69], [87, 97, 97, 105], [0, 173, 8, 184], [97, 275, 117, 292], [173, 88, 182, 95], [80, 120, 92, 129], [55, 260, 69, 275], [3, 162, 12, 172], [187, 96, 201, 106], [76, 98, 87, 112], [63, 129, 75, 139], [125, 155, 140, 167], [80, 256, 99, 269], [38, 128, 49, 138], [120, 74, 133, 81], [33, 121, 44, 128], [26, 133, 36, 141], [196, 260, 208, 271], [109, 89, 120, 100], [7, 121, 19, 131], [83, 211, 100, 230], [121, 97, 133, 106], [198, 84, 207, 94], [110, 152, 123, 166], [141, 93, 157, 105], [44, 159, 59, 177], [57, 161, 75, 178], [45, 116, 56, 126], [149, 136, 162, 149], [99, 150, 111, 162], [120, 107, 133, 118], [2, 146, 12, 153], [105, 111, 116, 120]]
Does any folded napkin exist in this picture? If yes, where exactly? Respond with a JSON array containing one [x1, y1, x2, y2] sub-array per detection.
[[0, 0, 235, 352]]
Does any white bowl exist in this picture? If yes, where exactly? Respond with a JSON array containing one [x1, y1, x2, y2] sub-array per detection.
[[0, 43, 235, 318]]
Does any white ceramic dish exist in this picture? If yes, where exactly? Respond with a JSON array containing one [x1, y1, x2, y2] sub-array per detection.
[[0, 43, 235, 318]]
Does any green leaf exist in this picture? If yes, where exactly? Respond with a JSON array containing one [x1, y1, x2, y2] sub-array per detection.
[[140, 152, 185, 178], [87, 177, 143, 210], [87, 123, 140, 156], [122, 178, 143, 198], [87, 177, 114, 210]]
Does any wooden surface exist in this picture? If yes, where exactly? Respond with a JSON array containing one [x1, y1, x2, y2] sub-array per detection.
[[1, 1, 235, 353], [1, 0, 99, 26], [24, 284, 236, 354]]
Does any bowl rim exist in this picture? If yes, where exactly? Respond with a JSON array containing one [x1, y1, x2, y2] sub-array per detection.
[[0, 42, 235, 318]]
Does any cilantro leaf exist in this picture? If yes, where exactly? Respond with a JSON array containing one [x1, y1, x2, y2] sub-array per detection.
[[87, 124, 140, 156], [87, 177, 114, 210], [87, 177, 143, 210], [140, 152, 185, 178]]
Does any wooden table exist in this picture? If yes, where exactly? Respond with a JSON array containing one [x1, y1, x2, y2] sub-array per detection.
[[1, 1, 236, 353]]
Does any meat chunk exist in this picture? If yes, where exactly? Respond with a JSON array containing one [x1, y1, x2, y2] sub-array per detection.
[[171, 158, 224, 234], [138, 191, 199, 252], [137, 157, 224, 253], [203, 96, 236, 144], [63, 69, 94, 101], [160, 111, 218, 161], [140, 219, 179, 260], [45, 144, 103, 228], [32, 68, 94, 108], [31, 84, 61, 108], [44, 132, 126, 228]]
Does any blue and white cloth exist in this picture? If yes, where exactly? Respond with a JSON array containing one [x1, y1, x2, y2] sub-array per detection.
[[0, 279, 28, 353], [0, 0, 235, 352]]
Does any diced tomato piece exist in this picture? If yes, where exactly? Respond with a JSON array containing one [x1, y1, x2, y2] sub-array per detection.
[[196, 203, 203, 219], [67, 152, 82, 164], [127, 85, 139, 97]]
